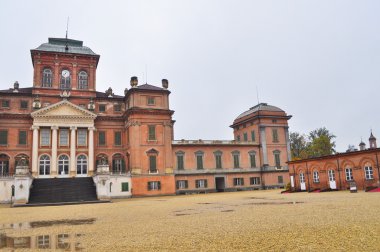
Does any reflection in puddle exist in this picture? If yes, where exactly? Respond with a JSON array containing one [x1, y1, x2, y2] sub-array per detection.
[[0, 232, 84, 250], [0, 218, 96, 230], [221, 210, 234, 212]]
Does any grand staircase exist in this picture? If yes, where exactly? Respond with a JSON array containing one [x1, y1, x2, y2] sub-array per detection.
[[28, 177, 98, 204]]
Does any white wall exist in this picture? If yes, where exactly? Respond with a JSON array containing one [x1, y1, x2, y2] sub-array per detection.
[[0, 178, 14, 203], [109, 175, 132, 198]]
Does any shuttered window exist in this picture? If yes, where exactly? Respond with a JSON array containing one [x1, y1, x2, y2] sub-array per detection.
[[121, 182, 129, 192], [114, 131, 122, 146], [148, 125, 156, 140], [177, 155, 184, 170], [251, 130, 255, 141], [195, 179, 207, 188], [250, 177, 260, 185], [233, 178, 244, 186], [196, 155, 203, 170], [249, 153, 256, 168], [98, 131, 106, 146], [149, 156, 157, 173], [243, 133, 248, 141], [40, 129, 50, 146], [148, 181, 161, 190], [18, 131, 27, 145]]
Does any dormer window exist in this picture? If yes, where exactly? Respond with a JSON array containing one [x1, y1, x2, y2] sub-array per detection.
[[60, 69, 71, 90], [42, 68, 52, 87], [78, 71, 88, 90]]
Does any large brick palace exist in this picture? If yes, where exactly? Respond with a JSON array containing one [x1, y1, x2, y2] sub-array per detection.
[[0, 37, 292, 204]]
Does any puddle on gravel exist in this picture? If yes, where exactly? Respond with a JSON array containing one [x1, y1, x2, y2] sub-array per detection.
[[0, 232, 85, 250], [0, 218, 96, 230], [245, 201, 303, 205], [197, 202, 213, 205], [221, 210, 234, 212]]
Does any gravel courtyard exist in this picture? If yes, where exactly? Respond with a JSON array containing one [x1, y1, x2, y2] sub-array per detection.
[[1, 190, 380, 251]]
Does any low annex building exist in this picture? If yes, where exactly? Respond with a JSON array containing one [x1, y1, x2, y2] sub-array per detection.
[[0, 37, 292, 204], [288, 133, 380, 191]]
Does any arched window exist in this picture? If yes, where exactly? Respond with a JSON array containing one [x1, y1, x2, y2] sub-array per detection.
[[313, 171, 319, 183], [328, 169, 335, 181], [345, 167, 353, 181], [77, 155, 87, 175], [39, 155, 50, 175], [60, 69, 71, 90], [42, 68, 52, 87], [78, 71, 88, 90], [299, 172, 305, 183], [112, 154, 126, 174], [364, 163, 374, 180], [58, 155, 69, 175], [0, 154, 9, 176]]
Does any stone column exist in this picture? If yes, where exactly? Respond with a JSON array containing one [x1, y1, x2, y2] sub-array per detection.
[[51, 126, 58, 176], [31, 126, 39, 176], [88, 127, 95, 176], [70, 126, 77, 176]]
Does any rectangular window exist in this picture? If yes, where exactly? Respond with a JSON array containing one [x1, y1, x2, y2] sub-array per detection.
[[77, 129, 87, 146], [250, 177, 260, 185], [121, 182, 129, 192], [37, 235, 50, 249], [149, 156, 157, 173], [40, 128, 50, 146], [251, 131, 255, 141], [345, 168, 353, 181], [278, 176, 284, 184], [99, 104, 106, 112], [148, 125, 156, 140], [274, 153, 281, 168], [177, 180, 188, 189], [114, 104, 121, 112], [1, 100, 10, 108], [114, 131, 122, 146], [59, 129, 69, 146], [196, 155, 203, 170], [148, 181, 161, 191], [18, 130, 27, 145], [195, 179, 208, 188], [98, 131, 106, 146], [233, 153, 240, 168], [215, 155, 222, 169], [243, 132, 248, 141], [272, 129, 279, 142], [20, 100, 28, 109], [236, 135, 240, 142], [300, 173, 306, 183], [249, 153, 256, 168], [147, 97, 155, 105], [0, 130, 8, 145], [177, 155, 184, 170], [233, 178, 244, 186]]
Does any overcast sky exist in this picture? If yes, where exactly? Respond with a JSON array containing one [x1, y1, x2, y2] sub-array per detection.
[[1, 0, 379, 152]]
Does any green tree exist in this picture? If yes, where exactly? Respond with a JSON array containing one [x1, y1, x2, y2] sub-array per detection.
[[290, 127, 336, 159], [307, 127, 336, 157], [289, 132, 308, 160]]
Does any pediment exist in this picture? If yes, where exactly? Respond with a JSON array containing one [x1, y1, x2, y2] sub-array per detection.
[[31, 99, 97, 119]]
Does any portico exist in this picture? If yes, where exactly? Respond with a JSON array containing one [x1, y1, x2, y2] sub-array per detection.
[[30, 100, 97, 178]]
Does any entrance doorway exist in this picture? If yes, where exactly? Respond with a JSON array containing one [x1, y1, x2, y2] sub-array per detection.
[[215, 177, 225, 192]]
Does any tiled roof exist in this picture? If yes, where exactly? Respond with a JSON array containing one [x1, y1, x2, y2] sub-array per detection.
[[235, 103, 284, 120], [0, 87, 33, 94], [33, 38, 98, 56], [135, 84, 165, 91], [95, 91, 124, 99]]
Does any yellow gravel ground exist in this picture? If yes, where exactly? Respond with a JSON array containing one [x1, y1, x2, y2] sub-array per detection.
[[1, 190, 380, 251]]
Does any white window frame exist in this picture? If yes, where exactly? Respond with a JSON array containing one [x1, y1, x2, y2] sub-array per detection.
[[178, 180, 187, 189], [328, 169, 335, 181], [299, 173, 305, 183], [59, 129, 69, 146], [149, 181, 160, 190], [345, 168, 353, 181], [196, 179, 206, 188], [364, 165, 374, 180], [77, 129, 87, 146], [76, 155, 88, 175], [234, 178, 244, 186], [40, 128, 51, 146], [313, 171, 320, 183]]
